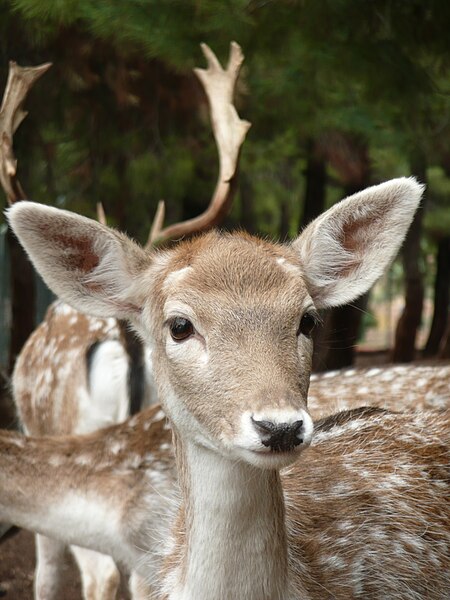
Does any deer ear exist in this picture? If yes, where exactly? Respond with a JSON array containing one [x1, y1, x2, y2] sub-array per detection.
[[7, 202, 150, 319], [292, 178, 424, 309]]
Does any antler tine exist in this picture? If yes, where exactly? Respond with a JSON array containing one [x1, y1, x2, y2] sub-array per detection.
[[147, 42, 251, 246], [96, 201, 107, 225], [0, 61, 51, 205], [147, 200, 166, 247]]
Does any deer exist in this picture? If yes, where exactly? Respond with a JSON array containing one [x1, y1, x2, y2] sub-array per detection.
[[309, 362, 450, 418], [2, 45, 450, 600], [4, 174, 450, 599], [1, 43, 250, 599]]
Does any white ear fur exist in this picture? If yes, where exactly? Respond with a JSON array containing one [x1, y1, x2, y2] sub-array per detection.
[[7, 202, 150, 319], [292, 177, 424, 309]]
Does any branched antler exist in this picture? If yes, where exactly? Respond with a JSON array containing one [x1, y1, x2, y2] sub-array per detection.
[[0, 61, 51, 204], [147, 42, 251, 246]]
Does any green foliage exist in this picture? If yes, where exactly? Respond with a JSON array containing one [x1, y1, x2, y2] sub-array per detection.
[[1, 0, 449, 248]]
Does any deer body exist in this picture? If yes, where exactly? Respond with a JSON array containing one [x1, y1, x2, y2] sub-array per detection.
[[13, 300, 154, 437], [7, 177, 450, 598], [1, 406, 448, 599], [0, 405, 177, 584], [12, 299, 157, 600], [309, 363, 450, 417]]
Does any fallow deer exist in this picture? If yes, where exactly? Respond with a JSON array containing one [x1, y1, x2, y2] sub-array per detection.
[[1, 42, 250, 599], [309, 362, 450, 418], [5, 175, 450, 599]]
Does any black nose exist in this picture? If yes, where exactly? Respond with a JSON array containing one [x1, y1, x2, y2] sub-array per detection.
[[251, 417, 304, 452]]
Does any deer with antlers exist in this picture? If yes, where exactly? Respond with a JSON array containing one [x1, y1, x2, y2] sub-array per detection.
[[4, 151, 450, 600], [1, 43, 250, 599]]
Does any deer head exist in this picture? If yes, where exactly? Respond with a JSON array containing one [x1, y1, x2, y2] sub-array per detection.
[[7, 177, 423, 471]]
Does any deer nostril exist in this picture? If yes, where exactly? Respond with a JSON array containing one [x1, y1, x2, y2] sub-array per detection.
[[251, 417, 304, 452]]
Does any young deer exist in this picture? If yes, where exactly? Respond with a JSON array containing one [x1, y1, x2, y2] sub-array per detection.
[[6, 176, 450, 599], [11, 300, 157, 599], [3, 42, 249, 599]]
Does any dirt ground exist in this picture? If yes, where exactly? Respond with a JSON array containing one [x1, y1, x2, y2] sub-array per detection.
[[0, 528, 132, 600], [0, 528, 82, 599]]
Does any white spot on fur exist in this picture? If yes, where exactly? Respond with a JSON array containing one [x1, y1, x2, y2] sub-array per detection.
[[276, 257, 301, 276], [109, 441, 125, 455], [357, 386, 369, 395], [128, 415, 139, 427], [323, 370, 338, 379], [154, 409, 166, 421], [74, 454, 93, 466], [163, 267, 193, 291], [8, 437, 25, 448], [380, 370, 395, 382], [54, 302, 73, 316], [367, 368, 381, 377], [48, 454, 65, 467]]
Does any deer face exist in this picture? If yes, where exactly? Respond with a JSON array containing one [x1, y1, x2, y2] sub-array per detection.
[[8, 180, 423, 468], [146, 233, 316, 469]]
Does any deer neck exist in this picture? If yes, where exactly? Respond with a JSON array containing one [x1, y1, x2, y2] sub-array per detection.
[[169, 433, 289, 600]]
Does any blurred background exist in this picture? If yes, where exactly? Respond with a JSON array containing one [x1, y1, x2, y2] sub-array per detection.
[[1, 0, 450, 421]]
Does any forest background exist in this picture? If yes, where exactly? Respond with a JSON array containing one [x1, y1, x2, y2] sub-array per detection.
[[1, 0, 450, 414]]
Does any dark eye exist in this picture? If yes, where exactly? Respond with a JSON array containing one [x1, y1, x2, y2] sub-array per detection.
[[297, 312, 317, 337], [169, 317, 195, 341]]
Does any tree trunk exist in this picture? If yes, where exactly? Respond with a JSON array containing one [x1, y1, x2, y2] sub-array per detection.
[[392, 156, 427, 363], [300, 138, 326, 229], [438, 314, 450, 359], [313, 293, 369, 372], [423, 236, 450, 357], [7, 225, 36, 374], [315, 175, 370, 371]]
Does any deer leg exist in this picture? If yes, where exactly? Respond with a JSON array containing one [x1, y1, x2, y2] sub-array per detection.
[[71, 545, 120, 600], [129, 570, 157, 600], [34, 534, 67, 600]]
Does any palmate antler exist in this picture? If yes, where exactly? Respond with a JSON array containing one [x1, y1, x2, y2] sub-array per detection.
[[147, 41, 251, 246], [0, 61, 51, 204]]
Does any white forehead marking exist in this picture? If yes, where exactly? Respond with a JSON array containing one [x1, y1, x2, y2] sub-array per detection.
[[276, 257, 302, 276], [163, 266, 193, 291]]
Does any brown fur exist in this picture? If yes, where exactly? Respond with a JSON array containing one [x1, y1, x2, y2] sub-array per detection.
[[13, 302, 123, 436], [0, 406, 448, 598]]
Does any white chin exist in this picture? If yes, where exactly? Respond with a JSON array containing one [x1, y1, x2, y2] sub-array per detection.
[[234, 446, 306, 470]]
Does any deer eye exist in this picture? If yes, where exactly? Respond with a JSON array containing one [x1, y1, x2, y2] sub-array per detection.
[[169, 317, 195, 341], [297, 312, 317, 338]]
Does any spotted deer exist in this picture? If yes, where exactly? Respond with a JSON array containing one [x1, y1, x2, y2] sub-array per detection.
[[1, 43, 249, 599], [309, 362, 450, 418], [4, 176, 450, 599]]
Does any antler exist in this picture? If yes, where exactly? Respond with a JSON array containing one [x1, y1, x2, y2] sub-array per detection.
[[147, 42, 251, 246], [96, 201, 107, 225], [0, 61, 51, 204]]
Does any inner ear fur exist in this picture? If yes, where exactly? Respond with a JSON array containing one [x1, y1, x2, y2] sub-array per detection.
[[7, 201, 151, 319], [292, 178, 424, 309]]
